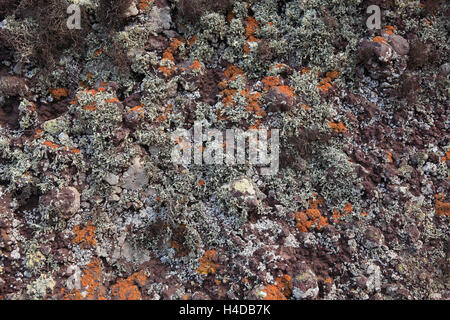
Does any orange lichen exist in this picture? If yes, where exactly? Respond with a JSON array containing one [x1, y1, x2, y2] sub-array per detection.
[[197, 249, 218, 275], [243, 17, 260, 54], [441, 148, 450, 163], [157, 66, 174, 76], [300, 104, 311, 111], [34, 129, 43, 139], [162, 51, 175, 62], [105, 98, 120, 104], [326, 70, 339, 81], [63, 258, 106, 300], [309, 195, 325, 209], [243, 42, 250, 54], [275, 275, 292, 297], [83, 103, 97, 111], [155, 114, 168, 122], [188, 35, 198, 46], [158, 38, 183, 77], [72, 222, 97, 248], [224, 65, 244, 79], [328, 121, 347, 133], [248, 35, 260, 43], [332, 203, 352, 223], [216, 109, 228, 121], [94, 47, 103, 57], [110, 271, 146, 300], [274, 85, 295, 98], [138, 0, 152, 11], [295, 209, 328, 232], [296, 196, 328, 232], [242, 89, 265, 116], [263, 275, 292, 300], [227, 11, 235, 23], [262, 76, 281, 90], [190, 60, 202, 72], [221, 88, 237, 106], [317, 81, 332, 92], [317, 70, 339, 92], [386, 151, 393, 163], [332, 211, 342, 223], [154, 104, 172, 122], [43, 141, 59, 149], [373, 36, 387, 43], [385, 25, 395, 35], [344, 203, 352, 213], [245, 17, 259, 38], [263, 284, 286, 300], [50, 88, 69, 100], [197, 179, 205, 187], [219, 65, 268, 126], [169, 38, 183, 52], [130, 105, 143, 113], [434, 194, 450, 217]]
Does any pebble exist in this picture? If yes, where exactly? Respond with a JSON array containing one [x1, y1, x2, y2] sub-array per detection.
[[104, 173, 120, 186], [120, 157, 149, 190], [388, 34, 410, 56]]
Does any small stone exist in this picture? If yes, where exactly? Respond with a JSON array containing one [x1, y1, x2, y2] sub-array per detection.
[[366, 263, 382, 293], [120, 157, 149, 190], [439, 63, 450, 78], [124, 1, 139, 17], [292, 265, 319, 299], [388, 34, 410, 55], [229, 177, 264, 208], [374, 42, 393, 63], [104, 173, 119, 185], [363, 226, 384, 249], [111, 186, 122, 194], [247, 285, 268, 300], [191, 292, 211, 300], [359, 39, 393, 63], [266, 86, 295, 112], [146, 36, 169, 51], [39, 187, 80, 219], [0, 76, 28, 97], [56, 187, 80, 218], [148, 6, 172, 34], [110, 194, 120, 202], [43, 117, 66, 136], [355, 276, 367, 289], [11, 248, 20, 259], [80, 201, 90, 209], [404, 223, 420, 241]]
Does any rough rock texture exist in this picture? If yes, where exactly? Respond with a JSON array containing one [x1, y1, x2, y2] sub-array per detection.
[[0, 0, 448, 300]]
